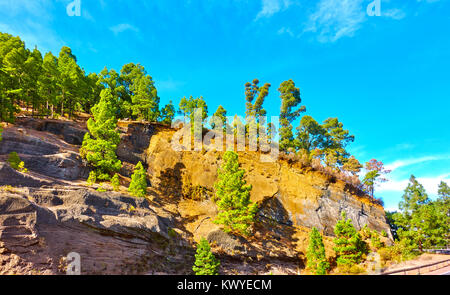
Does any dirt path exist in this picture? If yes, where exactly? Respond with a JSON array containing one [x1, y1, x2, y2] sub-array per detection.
[[382, 254, 450, 275]]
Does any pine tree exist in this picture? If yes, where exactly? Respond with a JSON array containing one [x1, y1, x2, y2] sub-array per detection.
[[80, 89, 122, 181], [295, 115, 326, 153], [39, 52, 60, 118], [342, 156, 363, 176], [128, 161, 147, 198], [438, 181, 450, 199], [333, 212, 365, 269], [111, 173, 120, 192], [118, 63, 159, 121], [244, 79, 270, 123], [393, 176, 448, 250], [7, 152, 27, 173], [179, 96, 208, 127], [306, 227, 329, 275], [362, 159, 391, 199], [210, 105, 227, 130], [159, 100, 175, 125], [192, 238, 220, 275], [213, 151, 258, 236], [279, 79, 306, 152], [58, 46, 85, 118], [321, 118, 354, 166]]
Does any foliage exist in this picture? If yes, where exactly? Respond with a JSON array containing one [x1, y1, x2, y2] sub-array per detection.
[[179, 96, 208, 122], [125, 63, 160, 121], [0, 33, 167, 123], [295, 115, 326, 153], [342, 156, 363, 176], [159, 100, 175, 125], [87, 171, 97, 186], [7, 152, 27, 173], [128, 161, 147, 198], [393, 175, 449, 251], [279, 79, 306, 152], [333, 212, 367, 268], [213, 151, 258, 236], [210, 105, 228, 130], [111, 173, 120, 192], [306, 227, 329, 275], [385, 211, 398, 240], [362, 159, 391, 199], [192, 238, 220, 275], [80, 89, 122, 181], [321, 117, 354, 166]]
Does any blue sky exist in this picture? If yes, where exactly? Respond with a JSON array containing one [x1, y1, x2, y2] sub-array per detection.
[[1, 0, 449, 210]]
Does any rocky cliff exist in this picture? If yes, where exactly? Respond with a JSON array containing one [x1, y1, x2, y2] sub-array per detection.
[[0, 118, 392, 274]]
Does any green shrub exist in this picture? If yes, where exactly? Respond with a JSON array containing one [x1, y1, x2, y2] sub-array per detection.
[[128, 161, 147, 198], [87, 171, 97, 185], [168, 228, 177, 238], [8, 152, 27, 173], [192, 238, 220, 275], [306, 227, 329, 275], [333, 212, 367, 269], [111, 173, 120, 191], [213, 151, 257, 236], [370, 232, 385, 250]]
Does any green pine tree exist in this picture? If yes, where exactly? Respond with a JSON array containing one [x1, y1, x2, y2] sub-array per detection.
[[7, 152, 27, 173], [393, 175, 448, 251], [111, 173, 120, 192], [128, 161, 147, 198], [279, 79, 306, 152], [159, 100, 175, 125], [306, 227, 329, 275], [333, 212, 366, 269], [192, 238, 220, 275], [213, 151, 258, 236], [80, 89, 122, 181]]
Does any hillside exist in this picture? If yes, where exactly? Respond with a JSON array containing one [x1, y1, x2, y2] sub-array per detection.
[[0, 117, 392, 275]]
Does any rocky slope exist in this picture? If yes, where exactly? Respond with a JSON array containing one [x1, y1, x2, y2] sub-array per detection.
[[0, 118, 393, 274]]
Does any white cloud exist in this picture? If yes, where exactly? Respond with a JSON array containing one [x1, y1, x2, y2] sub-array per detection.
[[383, 8, 406, 20], [277, 26, 295, 37], [378, 174, 450, 196], [304, 0, 366, 43], [376, 155, 450, 196], [384, 156, 442, 171], [109, 23, 139, 35], [255, 0, 292, 20]]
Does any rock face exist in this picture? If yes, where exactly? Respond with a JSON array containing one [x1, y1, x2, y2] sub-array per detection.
[[116, 123, 157, 178], [0, 163, 53, 187], [145, 128, 392, 239], [0, 118, 394, 275], [0, 122, 89, 181], [0, 187, 191, 275]]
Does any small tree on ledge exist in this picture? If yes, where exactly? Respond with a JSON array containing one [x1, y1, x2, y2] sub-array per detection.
[[128, 161, 147, 198], [213, 151, 258, 236], [192, 238, 220, 275], [306, 227, 329, 275]]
